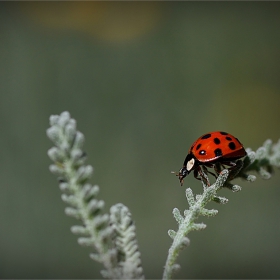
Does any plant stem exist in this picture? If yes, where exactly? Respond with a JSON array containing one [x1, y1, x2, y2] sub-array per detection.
[[163, 169, 229, 280]]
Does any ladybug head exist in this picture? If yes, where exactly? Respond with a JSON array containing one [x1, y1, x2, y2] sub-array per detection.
[[173, 154, 196, 186], [177, 167, 189, 186]]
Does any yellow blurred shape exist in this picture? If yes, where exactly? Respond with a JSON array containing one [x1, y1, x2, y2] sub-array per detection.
[[20, 2, 162, 43]]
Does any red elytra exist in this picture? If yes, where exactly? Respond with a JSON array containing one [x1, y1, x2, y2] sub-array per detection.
[[174, 131, 247, 186]]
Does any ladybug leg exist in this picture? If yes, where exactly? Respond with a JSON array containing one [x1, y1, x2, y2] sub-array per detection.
[[193, 169, 201, 181], [204, 163, 218, 179], [213, 163, 222, 176], [220, 161, 243, 181], [207, 170, 218, 179], [197, 166, 211, 186], [224, 161, 239, 178], [229, 161, 236, 168], [222, 161, 237, 171], [213, 162, 231, 176]]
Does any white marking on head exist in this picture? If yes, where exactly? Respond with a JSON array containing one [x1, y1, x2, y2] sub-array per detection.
[[186, 158, 195, 171]]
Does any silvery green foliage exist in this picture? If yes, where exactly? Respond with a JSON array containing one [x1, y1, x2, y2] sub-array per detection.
[[47, 112, 280, 280], [110, 204, 144, 279], [240, 139, 280, 180], [163, 169, 229, 280], [47, 111, 144, 279], [163, 139, 280, 280]]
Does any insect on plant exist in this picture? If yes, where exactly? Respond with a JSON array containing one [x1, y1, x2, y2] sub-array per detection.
[[172, 131, 247, 186]]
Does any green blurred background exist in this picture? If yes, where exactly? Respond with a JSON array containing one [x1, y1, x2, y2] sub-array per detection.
[[1, 1, 280, 279]]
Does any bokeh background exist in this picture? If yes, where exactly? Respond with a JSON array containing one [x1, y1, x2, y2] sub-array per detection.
[[1, 1, 280, 279]]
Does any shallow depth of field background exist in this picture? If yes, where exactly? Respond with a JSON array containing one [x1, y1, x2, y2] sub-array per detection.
[[1, 2, 280, 279]]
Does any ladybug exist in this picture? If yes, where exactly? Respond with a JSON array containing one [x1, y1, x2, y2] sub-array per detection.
[[174, 131, 247, 186]]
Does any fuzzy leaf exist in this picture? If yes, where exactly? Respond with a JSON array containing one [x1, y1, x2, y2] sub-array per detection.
[[170, 264, 180, 274], [168, 229, 177, 239], [75, 165, 93, 183], [213, 196, 229, 204], [82, 184, 99, 201], [172, 208, 184, 224], [49, 115, 60, 126], [256, 147, 266, 159], [224, 183, 242, 192], [259, 167, 271, 179], [93, 214, 109, 230], [180, 237, 190, 248], [46, 126, 61, 143], [183, 209, 190, 216], [200, 208, 218, 217], [65, 123, 76, 144], [87, 199, 104, 216], [72, 131, 85, 149], [49, 164, 65, 175], [61, 194, 78, 206], [71, 225, 90, 235], [65, 207, 81, 219], [185, 188, 195, 206], [245, 174, 257, 182], [48, 147, 63, 162], [215, 169, 229, 189], [192, 223, 207, 231], [59, 182, 69, 191], [78, 237, 94, 246], [90, 253, 101, 263]]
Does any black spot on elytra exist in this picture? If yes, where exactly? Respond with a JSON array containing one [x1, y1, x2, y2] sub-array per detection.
[[226, 136, 232, 141], [220, 131, 228, 135], [201, 133, 211, 139], [199, 150, 206, 155], [214, 148, 223, 157], [213, 138, 220, 145], [228, 142, 236, 150], [196, 143, 202, 150]]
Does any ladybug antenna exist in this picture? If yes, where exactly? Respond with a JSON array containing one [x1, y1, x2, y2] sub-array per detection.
[[171, 170, 186, 186], [171, 171, 180, 180]]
